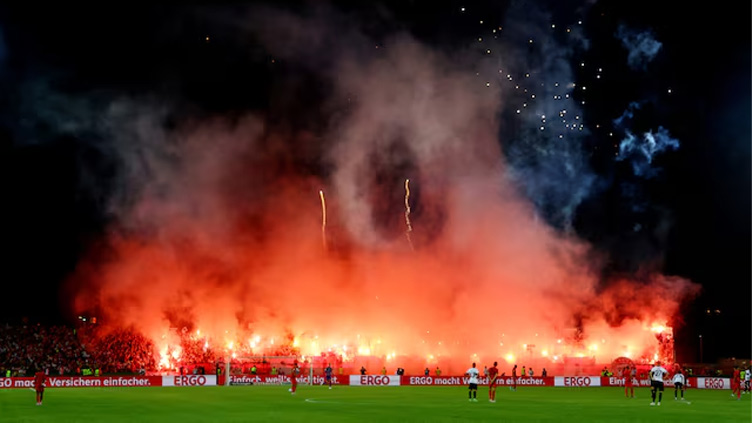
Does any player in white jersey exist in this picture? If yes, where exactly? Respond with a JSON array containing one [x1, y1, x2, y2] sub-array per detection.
[[649, 362, 668, 406], [466, 362, 480, 402], [672, 369, 686, 400], [745, 366, 751, 394]]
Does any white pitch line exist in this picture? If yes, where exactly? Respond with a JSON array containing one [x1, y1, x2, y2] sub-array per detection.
[[304, 398, 374, 405]]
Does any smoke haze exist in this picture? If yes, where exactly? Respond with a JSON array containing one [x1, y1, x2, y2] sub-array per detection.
[[42, 4, 701, 372]]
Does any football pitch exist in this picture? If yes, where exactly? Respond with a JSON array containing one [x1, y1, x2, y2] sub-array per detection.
[[1, 386, 749, 423]]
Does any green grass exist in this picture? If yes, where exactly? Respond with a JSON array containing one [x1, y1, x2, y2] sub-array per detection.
[[0, 386, 749, 423]]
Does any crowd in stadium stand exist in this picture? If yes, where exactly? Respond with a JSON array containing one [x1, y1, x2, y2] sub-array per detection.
[[0, 323, 156, 376], [0, 323, 308, 377], [0, 323, 736, 378], [78, 326, 157, 374], [0, 324, 88, 376]]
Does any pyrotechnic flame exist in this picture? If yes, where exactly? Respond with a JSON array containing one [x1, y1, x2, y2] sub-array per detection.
[[404, 179, 414, 250], [650, 323, 668, 334], [158, 346, 171, 369]]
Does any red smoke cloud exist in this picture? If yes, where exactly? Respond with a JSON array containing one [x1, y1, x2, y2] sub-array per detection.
[[67, 26, 699, 374]]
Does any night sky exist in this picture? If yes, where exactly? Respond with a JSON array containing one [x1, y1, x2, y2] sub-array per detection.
[[0, 1, 749, 363]]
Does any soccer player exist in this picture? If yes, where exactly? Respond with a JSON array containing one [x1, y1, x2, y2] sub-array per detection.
[[672, 368, 686, 400], [649, 361, 668, 406], [487, 361, 499, 403], [324, 364, 333, 389], [731, 365, 741, 400], [622, 365, 634, 398], [466, 362, 480, 402], [34, 370, 46, 405], [289, 362, 300, 395], [510, 364, 517, 391], [745, 366, 751, 394]]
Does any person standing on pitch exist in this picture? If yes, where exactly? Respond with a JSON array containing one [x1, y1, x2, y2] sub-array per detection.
[[324, 364, 333, 389], [731, 365, 742, 400], [672, 368, 686, 400], [622, 365, 635, 398], [34, 370, 46, 405], [510, 364, 518, 391], [289, 361, 300, 395], [649, 361, 668, 406], [487, 361, 499, 403], [466, 363, 480, 402]]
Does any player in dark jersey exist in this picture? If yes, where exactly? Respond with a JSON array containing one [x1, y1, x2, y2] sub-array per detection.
[[324, 364, 333, 389], [487, 361, 499, 402]]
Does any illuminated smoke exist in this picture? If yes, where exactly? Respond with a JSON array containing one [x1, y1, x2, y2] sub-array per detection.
[[60, 4, 699, 373], [494, 3, 596, 231], [615, 24, 662, 71], [614, 103, 680, 178], [616, 127, 680, 177]]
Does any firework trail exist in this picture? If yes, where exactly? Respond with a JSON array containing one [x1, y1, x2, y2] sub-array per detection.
[[319, 189, 327, 250], [404, 178, 414, 250]]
